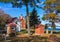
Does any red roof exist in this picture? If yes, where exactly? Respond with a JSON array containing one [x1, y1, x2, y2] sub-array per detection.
[[8, 23, 16, 27]]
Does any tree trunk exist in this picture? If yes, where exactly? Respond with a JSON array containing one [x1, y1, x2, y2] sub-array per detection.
[[51, 28, 53, 34], [46, 29, 48, 34], [26, 4, 30, 35], [51, 20, 55, 34]]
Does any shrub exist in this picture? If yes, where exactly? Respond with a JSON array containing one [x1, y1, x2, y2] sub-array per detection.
[[9, 33, 16, 37]]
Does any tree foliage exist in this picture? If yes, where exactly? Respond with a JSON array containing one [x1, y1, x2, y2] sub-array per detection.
[[0, 9, 11, 30], [29, 8, 40, 27], [44, 0, 60, 13], [42, 13, 56, 20], [42, 0, 59, 34], [45, 24, 48, 29], [0, 0, 11, 3], [43, 0, 60, 22]]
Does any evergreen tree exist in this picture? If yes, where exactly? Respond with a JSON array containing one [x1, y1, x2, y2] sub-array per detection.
[[29, 8, 40, 28]]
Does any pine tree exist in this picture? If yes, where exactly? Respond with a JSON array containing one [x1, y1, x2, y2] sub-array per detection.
[[29, 8, 40, 28]]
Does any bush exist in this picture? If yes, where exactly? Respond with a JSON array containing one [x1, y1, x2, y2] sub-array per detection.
[[0, 38, 3, 42], [30, 30, 35, 35], [53, 32, 60, 34], [9, 33, 16, 37]]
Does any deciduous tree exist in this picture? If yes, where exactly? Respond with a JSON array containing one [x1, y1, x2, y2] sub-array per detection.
[[0, 9, 11, 30]]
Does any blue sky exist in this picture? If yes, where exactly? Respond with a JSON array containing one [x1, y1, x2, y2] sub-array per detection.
[[0, 0, 45, 18], [0, 2, 44, 18], [0, 0, 60, 28], [0, 3, 26, 17]]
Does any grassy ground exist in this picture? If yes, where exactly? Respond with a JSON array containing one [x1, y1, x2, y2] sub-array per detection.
[[0, 29, 60, 42], [16, 29, 60, 35], [0, 34, 60, 42]]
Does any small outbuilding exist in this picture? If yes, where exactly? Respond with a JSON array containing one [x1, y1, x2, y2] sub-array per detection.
[[35, 24, 44, 35]]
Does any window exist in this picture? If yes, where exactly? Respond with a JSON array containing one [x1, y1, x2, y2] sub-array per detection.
[[11, 27, 15, 30]]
